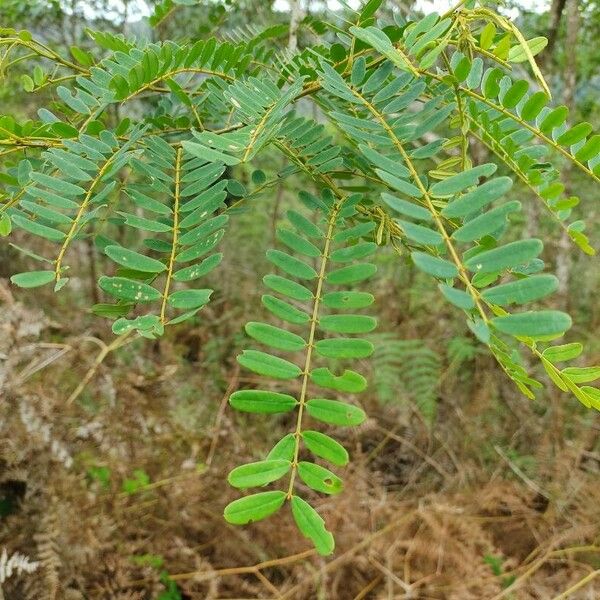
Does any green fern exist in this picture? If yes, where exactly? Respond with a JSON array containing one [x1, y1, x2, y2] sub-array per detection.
[[370, 334, 441, 424]]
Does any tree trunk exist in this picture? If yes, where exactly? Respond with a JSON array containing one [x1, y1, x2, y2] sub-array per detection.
[[288, 0, 302, 53]]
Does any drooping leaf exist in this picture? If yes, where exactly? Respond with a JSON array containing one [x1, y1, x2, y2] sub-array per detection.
[[290, 495, 335, 556]]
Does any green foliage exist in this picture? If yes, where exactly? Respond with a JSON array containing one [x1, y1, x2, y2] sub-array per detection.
[[370, 334, 441, 423], [1, 0, 599, 556]]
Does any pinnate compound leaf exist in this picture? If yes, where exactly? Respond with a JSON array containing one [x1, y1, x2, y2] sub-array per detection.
[[224, 491, 286, 525], [290, 495, 335, 556]]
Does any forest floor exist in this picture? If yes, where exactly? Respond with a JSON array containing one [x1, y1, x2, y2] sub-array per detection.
[[1, 252, 600, 599]]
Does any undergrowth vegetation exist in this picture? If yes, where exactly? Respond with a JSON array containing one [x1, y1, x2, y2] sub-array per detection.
[[1, 0, 599, 598]]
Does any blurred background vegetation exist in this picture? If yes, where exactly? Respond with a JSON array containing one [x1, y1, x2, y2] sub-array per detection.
[[0, 1, 599, 598]]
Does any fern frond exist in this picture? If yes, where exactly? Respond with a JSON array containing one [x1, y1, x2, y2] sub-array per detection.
[[370, 334, 441, 424]]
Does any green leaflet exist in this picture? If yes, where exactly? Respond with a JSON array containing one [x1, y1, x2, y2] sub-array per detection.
[[263, 275, 313, 301], [168, 289, 213, 309], [30, 173, 86, 196], [228, 460, 291, 489], [377, 169, 422, 198], [266, 249, 317, 280], [465, 239, 543, 274], [315, 338, 374, 359], [117, 211, 171, 233], [397, 220, 444, 246], [310, 367, 367, 393], [301, 431, 349, 466], [175, 230, 224, 263], [574, 134, 600, 162], [412, 252, 458, 279], [181, 140, 241, 166], [327, 263, 377, 285], [451, 201, 521, 243], [267, 434, 296, 461], [262, 295, 311, 324], [237, 350, 302, 379], [277, 228, 321, 258], [10, 270, 55, 288], [330, 242, 377, 263], [441, 177, 513, 218], [557, 122, 592, 147], [429, 163, 497, 197], [297, 462, 343, 495], [481, 274, 559, 306], [438, 284, 475, 310], [381, 193, 432, 221], [287, 210, 323, 239], [245, 322, 306, 351], [290, 495, 335, 556], [520, 91, 548, 121], [229, 390, 298, 413], [306, 399, 366, 426], [105, 245, 166, 273], [501, 80, 529, 108], [173, 253, 223, 281], [319, 314, 377, 334], [322, 291, 374, 309], [0, 213, 12, 236], [224, 491, 286, 525], [542, 343, 583, 363], [11, 215, 65, 242], [562, 367, 600, 384], [540, 106, 569, 134], [179, 213, 228, 244], [99, 276, 161, 303], [492, 310, 572, 338]]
